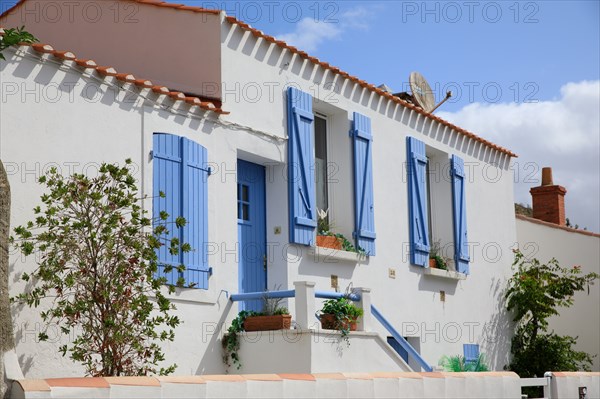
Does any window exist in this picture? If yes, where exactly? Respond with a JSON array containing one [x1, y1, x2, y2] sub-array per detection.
[[153, 133, 210, 289], [407, 136, 470, 274], [286, 87, 376, 255], [314, 114, 329, 214], [237, 183, 250, 221], [426, 148, 455, 270]]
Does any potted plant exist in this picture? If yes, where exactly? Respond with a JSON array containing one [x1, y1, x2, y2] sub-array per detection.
[[429, 240, 449, 270], [243, 294, 292, 331], [316, 208, 342, 250], [318, 296, 364, 344]]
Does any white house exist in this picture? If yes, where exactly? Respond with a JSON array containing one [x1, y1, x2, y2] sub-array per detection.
[[1, 0, 521, 379]]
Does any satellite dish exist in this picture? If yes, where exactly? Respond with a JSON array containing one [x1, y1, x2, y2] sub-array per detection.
[[409, 72, 436, 113]]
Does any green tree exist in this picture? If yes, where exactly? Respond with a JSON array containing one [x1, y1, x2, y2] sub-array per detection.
[[505, 250, 599, 378], [11, 160, 190, 376], [0, 26, 38, 60]]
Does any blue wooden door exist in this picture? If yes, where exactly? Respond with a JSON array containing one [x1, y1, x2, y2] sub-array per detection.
[[237, 160, 267, 312]]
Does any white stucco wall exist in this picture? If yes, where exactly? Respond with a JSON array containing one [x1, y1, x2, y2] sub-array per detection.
[[516, 216, 600, 371]]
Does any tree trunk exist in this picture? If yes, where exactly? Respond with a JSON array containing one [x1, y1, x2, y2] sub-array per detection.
[[0, 161, 14, 398]]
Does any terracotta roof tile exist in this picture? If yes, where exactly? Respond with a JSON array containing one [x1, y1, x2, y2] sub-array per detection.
[[74, 59, 98, 68], [52, 51, 76, 60], [31, 43, 53, 53], [134, 78, 153, 88], [115, 73, 137, 83], [0, 28, 226, 115], [97, 66, 118, 77], [152, 85, 170, 94]]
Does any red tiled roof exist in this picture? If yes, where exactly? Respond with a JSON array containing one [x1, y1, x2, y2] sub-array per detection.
[[0, 27, 226, 115], [516, 214, 600, 238], [224, 15, 516, 157]]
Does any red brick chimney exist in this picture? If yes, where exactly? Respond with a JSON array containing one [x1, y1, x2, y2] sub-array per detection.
[[530, 167, 567, 226]]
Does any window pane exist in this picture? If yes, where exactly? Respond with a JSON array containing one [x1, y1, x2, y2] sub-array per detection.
[[242, 185, 249, 202], [242, 203, 250, 221], [314, 115, 329, 212]]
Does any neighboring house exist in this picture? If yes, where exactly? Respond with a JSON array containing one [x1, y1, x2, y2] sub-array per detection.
[[516, 168, 600, 371], [2, 0, 519, 378]]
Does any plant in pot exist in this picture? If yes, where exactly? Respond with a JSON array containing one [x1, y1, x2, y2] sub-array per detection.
[[318, 296, 364, 345], [429, 240, 449, 270], [316, 208, 342, 250], [316, 209, 366, 256], [243, 295, 292, 332]]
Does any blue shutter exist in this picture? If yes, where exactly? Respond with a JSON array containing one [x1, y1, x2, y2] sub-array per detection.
[[287, 87, 316, 245], [182, 138, 211, 289], [153, 133, 211, 289], [463, 344, 479, 365], [153, 133, 183, 285], [352, 112, 376, 256], [406, 137, 429, 266], [451, 155, 470, 274]]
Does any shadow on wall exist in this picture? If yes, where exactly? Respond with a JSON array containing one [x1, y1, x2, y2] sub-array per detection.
[[484, 277, 513, 371], [196, 298, 233, 375]]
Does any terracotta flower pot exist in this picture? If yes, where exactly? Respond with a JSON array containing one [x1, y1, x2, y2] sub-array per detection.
[[316, 235, 342, 250], [243, 314, 292, 331], [429, 258, 437, 268], [319, 314, 357, 331]]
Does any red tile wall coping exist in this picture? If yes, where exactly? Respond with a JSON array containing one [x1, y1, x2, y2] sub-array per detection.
[[45, 378, 110, 388], [516, 214, 600, 238], [103, 376, 161, 386], [552, 371, 600, 377], [0, 28, 227, 116], [17, 372, 525, 392], [1, 1, 516, 157]]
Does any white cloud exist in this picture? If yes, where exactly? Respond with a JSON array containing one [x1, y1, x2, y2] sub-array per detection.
[[277, 7, 372, 52], [438, 80, 600, 232]]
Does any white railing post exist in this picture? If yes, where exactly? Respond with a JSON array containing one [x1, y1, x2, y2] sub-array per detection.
[[294, 281, 316, 330], [544, 372, 553, 399], [355, 287, 372, 332]]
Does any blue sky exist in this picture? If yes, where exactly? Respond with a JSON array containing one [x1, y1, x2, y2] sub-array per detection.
[[2, 0, 599, 231]]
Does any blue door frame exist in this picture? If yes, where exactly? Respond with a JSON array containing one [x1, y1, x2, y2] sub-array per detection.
[[237, 160, 267, 312]]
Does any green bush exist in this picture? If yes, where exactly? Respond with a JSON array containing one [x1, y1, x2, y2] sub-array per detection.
[[505, 250, 599, 379]]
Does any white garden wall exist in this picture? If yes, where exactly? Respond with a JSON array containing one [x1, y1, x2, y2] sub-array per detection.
[[516, 216, 600, 371], [8, 372, 524, 399]]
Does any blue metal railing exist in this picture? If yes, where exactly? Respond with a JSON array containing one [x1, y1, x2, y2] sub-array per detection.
[[371, 304, 433, 372], [315, 291, 360, 301], [229, 289, 431, 372], [230, 289, 295, 302]]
